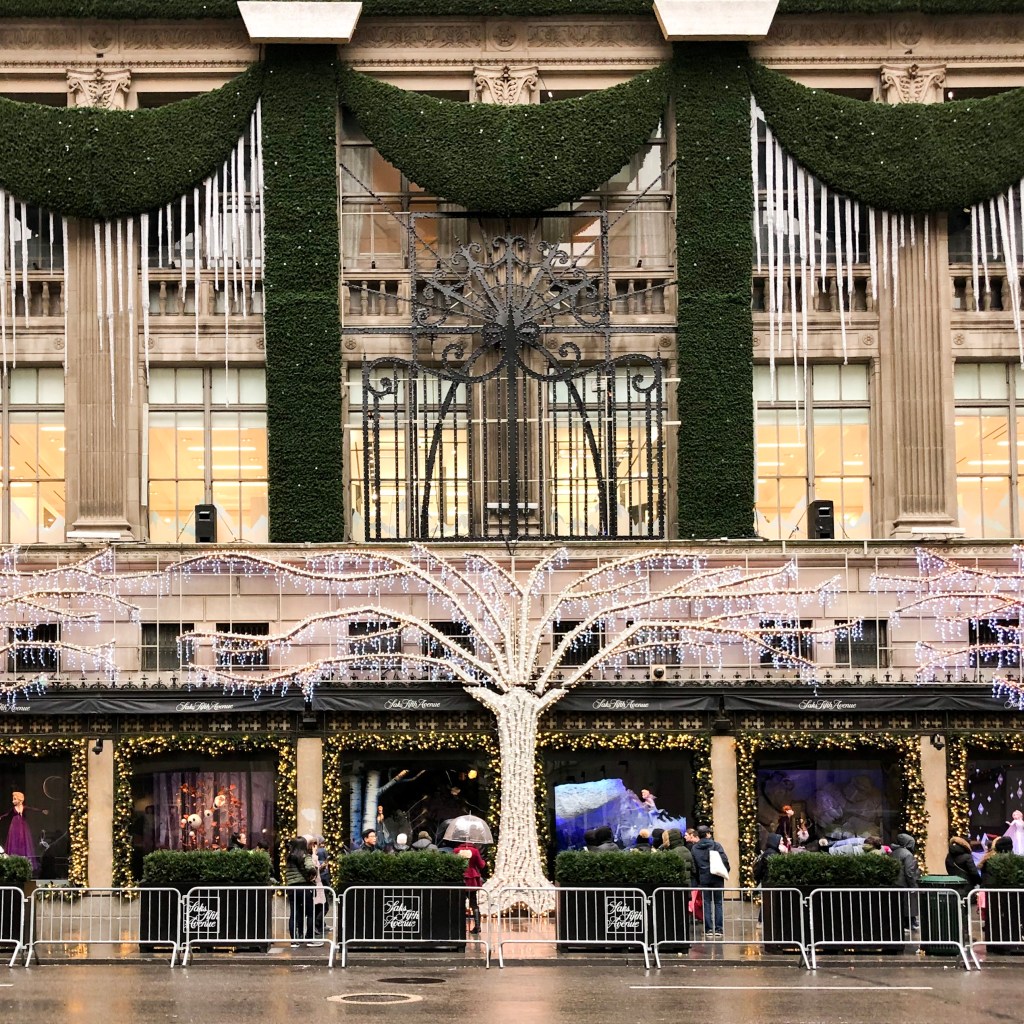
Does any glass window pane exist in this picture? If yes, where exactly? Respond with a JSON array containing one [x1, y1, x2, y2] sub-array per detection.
[[775, 367, 804, 404], [954, 362, 980, 400], [149, 479, 206, 543], [8, 414, 38, 478], [37, 368, 64, 404], [812, 364, 841, 401], [753, 365, 773, 402], [979, 362, 1008, 399], [148, 368, 176, 405], [237, 369, 266, 404], [839, 363, 868, 401], [813, 408, 843, 475], [8, 368, 37, 405], [175, 367, 204, 404], [211, 369, 239, 406], [36, 414, 65, 480]]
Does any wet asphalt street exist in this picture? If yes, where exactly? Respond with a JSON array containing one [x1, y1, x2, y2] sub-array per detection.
[[0, 961, 1018, 1024]]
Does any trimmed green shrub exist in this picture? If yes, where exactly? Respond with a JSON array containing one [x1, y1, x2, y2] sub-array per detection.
[[0, 855, 32, 888], [554, 851, 688, 887], [749, 60, 1024, 214], [339, 63, 669, 217], [337, 851, 468, 887], [140, 849, 272, 891], [262, 45, 345, 541], [982, 853, 1024, 888], [765, 851, 900, 888], [0, 64, 261, 219]]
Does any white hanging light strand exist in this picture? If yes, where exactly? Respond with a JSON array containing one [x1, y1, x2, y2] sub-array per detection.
[[127, 215, 135, 401], [0, 187, 7, 376], [141, 211, 151, 386]]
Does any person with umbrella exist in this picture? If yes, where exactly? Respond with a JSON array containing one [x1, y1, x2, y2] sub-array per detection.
[[444, 815, 493, 936]]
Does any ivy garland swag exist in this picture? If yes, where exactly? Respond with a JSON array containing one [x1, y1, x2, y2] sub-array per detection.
[[748, 61, 1024, 215], [111, 734, 297, 887], [735, 732, 927, 889], [0, 64, 262, 220], [10, 1, 1024, 19], [0, 738, 87, 888], [338, 63, 670, 217], [262, 45, 345, 542]]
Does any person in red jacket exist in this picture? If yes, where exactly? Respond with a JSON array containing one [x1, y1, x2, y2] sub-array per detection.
[[454, 841, 486, 934]]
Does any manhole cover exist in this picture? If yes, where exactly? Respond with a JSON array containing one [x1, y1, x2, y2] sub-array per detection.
[[377, 977, 447, 985], [328, 993, 424, 1005]]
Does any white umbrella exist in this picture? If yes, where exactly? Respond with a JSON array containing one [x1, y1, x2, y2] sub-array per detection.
[[442, 814, 493, 844]]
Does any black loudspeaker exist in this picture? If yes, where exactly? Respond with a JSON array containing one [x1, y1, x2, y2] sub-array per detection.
[[808, 499, 835, 540], [195, 504, 217, 543]]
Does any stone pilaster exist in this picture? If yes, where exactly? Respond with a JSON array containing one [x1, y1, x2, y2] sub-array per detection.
[[87, 739, 114, 888], [877, 61, 957, 534], [64, 218, 135, 540], [920, 734, 950, 875], [710, 734, 740, 881], [296, 737, 324, 838]]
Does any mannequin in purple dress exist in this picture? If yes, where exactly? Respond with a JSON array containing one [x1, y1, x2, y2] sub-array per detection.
[[0, 791, 47, 873]]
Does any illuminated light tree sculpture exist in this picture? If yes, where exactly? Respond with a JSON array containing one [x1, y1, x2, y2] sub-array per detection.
[[872, 547, 1024, 708], [168, 547, 841, 904]]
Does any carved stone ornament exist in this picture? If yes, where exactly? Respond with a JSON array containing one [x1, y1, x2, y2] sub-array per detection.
[[474, 65, 539, 106], [880, 62, 946, 105], [67, 66, 131, 109]]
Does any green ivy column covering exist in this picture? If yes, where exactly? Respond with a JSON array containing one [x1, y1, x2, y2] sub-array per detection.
[[262, 45, 344, 542], [674, 44, 755, 538]]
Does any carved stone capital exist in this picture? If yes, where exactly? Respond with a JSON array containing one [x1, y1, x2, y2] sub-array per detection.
[[880, 62, 946, 105], [67, 66, 131, 109], [473, 65, 539, 106]]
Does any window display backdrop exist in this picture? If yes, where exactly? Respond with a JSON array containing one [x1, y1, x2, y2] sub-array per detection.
[[129, 753, 276, 880], [339, 753, 490, 850], [965, 754, 1024, 849], [755, 751, 903, 847], [545, 750, 696, 852], [0, 755, 72, 879]]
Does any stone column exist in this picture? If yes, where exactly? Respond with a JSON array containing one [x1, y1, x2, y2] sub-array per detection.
[[877, 63, 958, 535], [87, 739, 114, 888], [920, 734, 950, 875], [63, 218, 135, 540], [296, 737, 324, 838], [710, 735, 740, 882]]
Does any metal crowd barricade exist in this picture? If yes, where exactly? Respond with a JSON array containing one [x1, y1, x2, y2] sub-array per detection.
[[650, 887, 810, 969], [0, 886, 27, 968], [182, 885, 335, 965], [807, 886, 972, 970], [336, 885, 487, 968], [968, 887, 1024, 967], [493, 886, 650, 969], [26, 887, 182, 966]]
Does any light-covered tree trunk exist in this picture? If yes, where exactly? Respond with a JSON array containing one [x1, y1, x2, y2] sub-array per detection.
[[473, 686, 558, 911]]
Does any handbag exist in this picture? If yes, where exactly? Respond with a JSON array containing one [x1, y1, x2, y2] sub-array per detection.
[[708, 847, 730, 879]]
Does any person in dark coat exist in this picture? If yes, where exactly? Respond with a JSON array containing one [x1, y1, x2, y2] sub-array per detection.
[[650, 828, 665, 852], [753, 831, 784, 886], [890, 832, 921, 930], [661, 827, 694, 884], [946, 835, 982, 887], [352, 827, 382, 854], [980, 835, 1014, 886], [411, 830, 437, 852], [592, 825, 620, 852], [691, 825, 730, 936], [583, 828, 598, 852]]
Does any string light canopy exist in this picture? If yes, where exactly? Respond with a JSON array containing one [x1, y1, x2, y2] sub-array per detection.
[[872, 547, 1024, 708], [0, 545, 842, 894]]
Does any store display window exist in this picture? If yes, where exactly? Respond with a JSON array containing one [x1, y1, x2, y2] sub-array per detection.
[[0, 755, 73, 879], [129, 752, 277, 879], [546, 750, 696, 854]]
